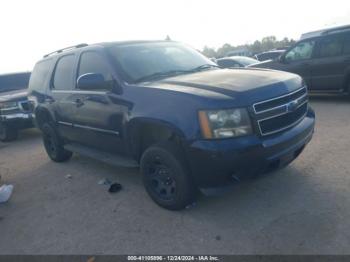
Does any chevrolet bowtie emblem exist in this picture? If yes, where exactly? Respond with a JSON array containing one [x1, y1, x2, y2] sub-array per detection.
[[287, 100, 299, 112]]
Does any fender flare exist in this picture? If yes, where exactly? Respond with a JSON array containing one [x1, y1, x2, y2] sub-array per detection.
[[34, 106, 56, 128], [125, 117, 187, 159]]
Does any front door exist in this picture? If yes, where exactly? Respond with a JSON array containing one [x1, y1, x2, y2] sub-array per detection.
[[72, 50, 126, 154], [281, 39, 316, 88]]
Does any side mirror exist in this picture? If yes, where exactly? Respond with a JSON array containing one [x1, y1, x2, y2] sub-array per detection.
[[77, 73, 109, 91]]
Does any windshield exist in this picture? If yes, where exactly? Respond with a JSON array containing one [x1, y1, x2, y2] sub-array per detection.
[[0, 73, 31, 93], [107, 42, 216, 83], [233, 56, 259, 66]]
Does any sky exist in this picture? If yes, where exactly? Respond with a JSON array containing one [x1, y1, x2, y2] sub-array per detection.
[[1, 0, 349, 73]]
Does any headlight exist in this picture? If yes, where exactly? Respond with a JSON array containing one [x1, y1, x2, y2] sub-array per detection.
[[0, 101, 18, 109], [198, 108, 252, 139]]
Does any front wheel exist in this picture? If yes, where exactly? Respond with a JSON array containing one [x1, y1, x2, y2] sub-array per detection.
[[0, 123, 18, 142], [42, 123, 72, 162], [140, 142, 195, 210]]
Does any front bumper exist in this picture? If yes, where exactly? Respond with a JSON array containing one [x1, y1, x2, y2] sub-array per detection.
[[186, 107, 315, 188], [0, 112, 34, 129]]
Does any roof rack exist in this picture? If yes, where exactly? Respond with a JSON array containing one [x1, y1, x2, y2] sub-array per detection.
[[43, 43, 88, 58], [322, 24, 350, 35], [301, 24, 350, 40]]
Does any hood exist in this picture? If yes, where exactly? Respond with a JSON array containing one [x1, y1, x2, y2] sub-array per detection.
[[143, 68, 302, 105], [0, 89, 28, 102]]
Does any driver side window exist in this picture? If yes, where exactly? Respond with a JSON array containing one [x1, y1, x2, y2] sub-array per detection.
[[285, 40, 315, 62], [77, 51, 114, 89]]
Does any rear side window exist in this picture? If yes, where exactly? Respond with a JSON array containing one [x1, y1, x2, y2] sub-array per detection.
[[343, 33, 350, 54], [52, 55, 76, 90], [317, 35, 343, 58], [28, 60, 51, 91]]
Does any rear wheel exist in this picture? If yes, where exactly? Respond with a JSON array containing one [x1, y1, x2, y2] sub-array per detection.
[[42, 123, 72, 162], [140, 142, 195, 210], [0, 123, 18, 142]]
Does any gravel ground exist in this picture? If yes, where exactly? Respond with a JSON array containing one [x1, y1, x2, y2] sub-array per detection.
[[0, 95, 349, 255]]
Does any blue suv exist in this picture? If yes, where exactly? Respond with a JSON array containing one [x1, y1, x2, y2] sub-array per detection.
[[28, 41, 315, 210]]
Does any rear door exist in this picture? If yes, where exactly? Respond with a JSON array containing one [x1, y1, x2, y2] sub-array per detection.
[[50, 54, 80, 141], [310, 34, 345, 91]]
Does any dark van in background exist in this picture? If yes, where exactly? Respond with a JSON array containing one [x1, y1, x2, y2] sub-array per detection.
[[0, 72, 33, 141], [250, 25, 350, 95]]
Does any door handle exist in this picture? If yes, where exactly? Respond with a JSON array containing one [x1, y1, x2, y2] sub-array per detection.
[[301, 62, 310, 66], [75, 98, 84, 107]]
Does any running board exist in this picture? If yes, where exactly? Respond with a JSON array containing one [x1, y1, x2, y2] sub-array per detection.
[[64, 143, 139, 168]]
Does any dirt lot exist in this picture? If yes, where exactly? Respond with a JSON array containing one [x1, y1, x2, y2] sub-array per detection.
[[0, 96, 349, 254]]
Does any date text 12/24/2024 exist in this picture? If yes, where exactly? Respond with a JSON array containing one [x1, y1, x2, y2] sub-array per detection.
[[127, 256, 219, 261]]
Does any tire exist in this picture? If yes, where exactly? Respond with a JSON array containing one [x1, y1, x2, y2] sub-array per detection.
[[42, 122, 72, 162], [140, 142, 195, 210], [0, 122, 18, 142]]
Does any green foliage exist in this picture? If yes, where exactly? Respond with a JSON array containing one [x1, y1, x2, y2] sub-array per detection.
[[202, 46, 216, 58], [202, 36, 296, 58]]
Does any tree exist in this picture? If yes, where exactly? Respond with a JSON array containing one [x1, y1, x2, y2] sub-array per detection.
[[202, 46, 216, 58], [261, 36, 277, 51], [216, 43, 235, 58], [251, 40, 262, 54], [201, 36, 296, 58]]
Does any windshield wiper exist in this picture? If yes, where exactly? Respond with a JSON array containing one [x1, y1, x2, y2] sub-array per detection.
[[134, 64, 221, 83], [189, 64, 221, 72], [135, 70, 191, 83]]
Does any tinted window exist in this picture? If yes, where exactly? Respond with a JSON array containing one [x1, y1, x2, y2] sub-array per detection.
[[28, 60, 51, 91], [257, 52, 283, 61], [217, 59, 241, 68], [343, 33, 350, 54], [285, 40, 315, 62], [53, 55, 75, 90], [0, 72, 31, 93], [317, 36, 343, 58], [78, 52, 113, 82], [234, 56, 259, 66], [257, 53, 271, 61], [257, 53, 265, 61]]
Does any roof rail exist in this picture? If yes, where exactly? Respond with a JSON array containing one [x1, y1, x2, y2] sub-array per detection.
[[322, 25, 350, 35], [43, 43, 88, 58]]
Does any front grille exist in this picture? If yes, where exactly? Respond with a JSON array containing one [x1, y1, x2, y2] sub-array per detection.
[[253, 87, 308, 136], [0, 108, 19, 115]]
